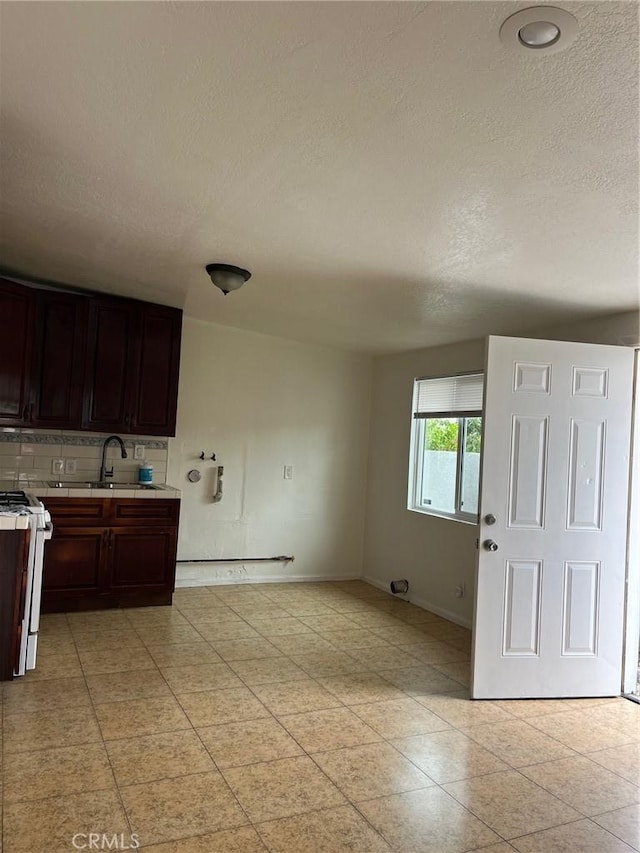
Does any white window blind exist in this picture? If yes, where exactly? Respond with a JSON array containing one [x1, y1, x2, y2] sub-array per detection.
[[414, 373, 484, 418]]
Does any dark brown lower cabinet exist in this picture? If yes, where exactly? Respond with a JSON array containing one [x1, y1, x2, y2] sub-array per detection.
[[111, 527, 177, 588], [0, 529, 29, 680], [41, 498, 179, 612], [43, 528, 106, 595]]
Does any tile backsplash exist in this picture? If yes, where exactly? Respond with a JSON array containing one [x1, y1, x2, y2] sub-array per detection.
[[0, 429, 168, 487]]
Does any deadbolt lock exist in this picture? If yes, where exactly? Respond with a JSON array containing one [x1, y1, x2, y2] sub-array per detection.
[[484, 513, 496, 525]]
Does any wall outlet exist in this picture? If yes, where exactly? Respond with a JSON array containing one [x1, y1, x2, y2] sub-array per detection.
[[64, 459, 77, 475], [283, 465, 293, 480], [51, 459, 64, 475], [134, 445, 146, 460]]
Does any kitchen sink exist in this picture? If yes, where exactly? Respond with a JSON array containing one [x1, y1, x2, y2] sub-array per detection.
[[47, 481, 160, 490]]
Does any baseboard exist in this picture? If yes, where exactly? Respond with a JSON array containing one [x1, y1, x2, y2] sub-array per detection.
[[361, 574, 473, 629], [175, 569, 361, 588]]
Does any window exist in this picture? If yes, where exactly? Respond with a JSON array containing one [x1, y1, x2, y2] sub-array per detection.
[[408, 373, 484, 522]]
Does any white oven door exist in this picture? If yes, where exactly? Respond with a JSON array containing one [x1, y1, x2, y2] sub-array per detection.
[[28, 516, 52, 635]]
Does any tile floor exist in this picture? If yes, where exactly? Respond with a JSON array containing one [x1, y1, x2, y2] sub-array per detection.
[[1, 580, 638, 852]]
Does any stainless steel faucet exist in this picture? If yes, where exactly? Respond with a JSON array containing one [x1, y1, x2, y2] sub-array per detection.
[[99, 435, 128, 483]]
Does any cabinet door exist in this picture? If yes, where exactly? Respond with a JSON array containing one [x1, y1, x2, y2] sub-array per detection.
[[30, 291, 87, 429], [0, 280, 34, 424], [130, 304, 182, 436], [42, 527, 108, 596], [83, 299, 137, 432], [0, 530, 29, 680], [109, 526, 177, 589]]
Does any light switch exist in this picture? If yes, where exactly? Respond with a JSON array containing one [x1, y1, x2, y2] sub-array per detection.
[[284, 465, 293, 480], [51, 459, 64, 475]]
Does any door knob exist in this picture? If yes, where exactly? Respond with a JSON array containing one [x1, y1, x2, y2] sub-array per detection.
[[483, 539, 499, 552], [484, 513, 496, 525]]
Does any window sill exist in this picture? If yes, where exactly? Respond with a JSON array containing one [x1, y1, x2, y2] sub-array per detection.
[[407, 505, 478, 525]]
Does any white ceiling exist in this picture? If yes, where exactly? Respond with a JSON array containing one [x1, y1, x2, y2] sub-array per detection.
[[0, 2, 637, 354]]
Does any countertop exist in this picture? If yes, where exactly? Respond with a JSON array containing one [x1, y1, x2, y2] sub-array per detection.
[[34, 483, 182, 499], [0, 481, 181, 501]]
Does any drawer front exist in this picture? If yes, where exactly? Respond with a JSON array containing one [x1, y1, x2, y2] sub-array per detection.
[[110, 498, 180, 526], [42, 498, 109, 526]]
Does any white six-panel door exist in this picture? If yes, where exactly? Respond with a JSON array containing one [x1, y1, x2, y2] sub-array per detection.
[[472, 336, 634, 698]]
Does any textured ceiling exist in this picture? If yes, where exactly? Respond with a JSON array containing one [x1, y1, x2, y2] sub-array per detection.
[[0, 2, 637, 353]]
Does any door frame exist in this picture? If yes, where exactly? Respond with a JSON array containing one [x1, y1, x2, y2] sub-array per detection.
[[623, 348, 640, 695]]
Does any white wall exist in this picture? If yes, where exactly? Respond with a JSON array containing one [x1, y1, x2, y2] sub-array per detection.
[[170, 308, 636, 596], [363, 338, 485, 626], [168, 318, 372, 586], [533, 310, 639, 347], [362, 310, 639, 626]]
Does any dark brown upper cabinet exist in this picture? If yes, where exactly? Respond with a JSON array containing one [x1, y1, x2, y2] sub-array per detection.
[[130, 303, 182, 436], [0, 278, 182, 436], [83, 298, 138, 432], [0, 280, 34, 424], [83, 298, 182, 436], [30, 290, 87, 429]]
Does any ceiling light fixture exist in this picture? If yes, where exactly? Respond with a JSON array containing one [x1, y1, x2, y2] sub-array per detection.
[[518, 21, 560, 48], [499, 7, 578, 54], [205, 263, 252, 295]]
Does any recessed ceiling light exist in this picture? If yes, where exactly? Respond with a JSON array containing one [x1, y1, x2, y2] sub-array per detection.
[[518, 21, 560, 48], [500, 7, 578, 55]]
